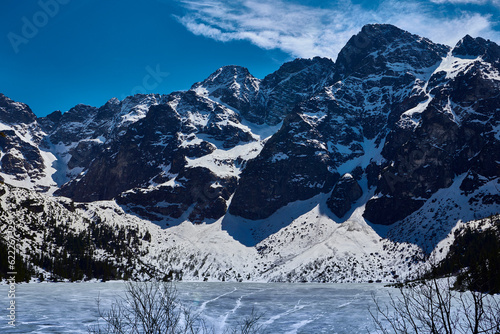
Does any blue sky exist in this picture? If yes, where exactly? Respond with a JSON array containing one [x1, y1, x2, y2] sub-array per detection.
[[1, 0, 499, 117]]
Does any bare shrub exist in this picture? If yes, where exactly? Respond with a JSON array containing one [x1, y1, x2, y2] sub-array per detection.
[[88, 281, 266, 334], [370, 278, 500, 334]]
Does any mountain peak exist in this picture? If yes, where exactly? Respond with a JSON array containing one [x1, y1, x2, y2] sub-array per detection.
[[59, 103, 99, 124], [452, 35, 500, 63], [261, 57, 334, 88], [193, 65, 256, 91], [0, 93, 37, 124], [336, 24, 449, 76], [360, 23, 405, 36], [189, 65, 260, 121], [106, 97, 121, 105]]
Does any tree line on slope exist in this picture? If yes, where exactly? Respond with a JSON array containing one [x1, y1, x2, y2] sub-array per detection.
[[0, 206, 152, 282], [428, 214, 500, 294]]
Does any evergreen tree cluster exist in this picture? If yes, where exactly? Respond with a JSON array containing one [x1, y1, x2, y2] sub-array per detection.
[[432, 215, 500, 293], [0, 237, 32, 282], [0, 187, 154, 282], [32, 217, 133, 282]]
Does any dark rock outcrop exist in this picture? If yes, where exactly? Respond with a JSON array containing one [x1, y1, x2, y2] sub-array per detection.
[[0, 93, 37, 125], [229, 110, 340, 219], [327, 174, 363, 218]]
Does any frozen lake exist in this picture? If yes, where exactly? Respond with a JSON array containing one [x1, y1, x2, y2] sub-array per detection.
[[1, 281, 392, 333]]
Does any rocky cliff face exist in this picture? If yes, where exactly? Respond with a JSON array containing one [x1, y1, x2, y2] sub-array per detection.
[[230, 24, 452, 221], [0, 24, 499, 260], [0, 94, 55, 192], [364, 31, 500, 225], [255, 57, 336, 125]]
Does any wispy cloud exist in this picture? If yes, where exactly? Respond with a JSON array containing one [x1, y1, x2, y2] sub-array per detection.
[[175, 0, 500, 59], [176, 0, 359, 59], [429, 0, 499, 6]]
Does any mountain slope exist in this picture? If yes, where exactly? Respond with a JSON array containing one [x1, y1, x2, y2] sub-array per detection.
[[230, 24, 450, 221], [0, 23, 499, 282]]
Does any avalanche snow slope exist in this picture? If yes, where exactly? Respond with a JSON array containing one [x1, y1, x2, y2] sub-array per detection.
[[387, 174, 500, 254], [0, 178, 422, 283], [223, 192, 424, 283], [87, 194, 425, 283], [82, 201, 263, 282]]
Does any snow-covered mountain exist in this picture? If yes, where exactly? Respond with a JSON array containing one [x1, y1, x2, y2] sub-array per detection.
[[0, 24, 499, 283]]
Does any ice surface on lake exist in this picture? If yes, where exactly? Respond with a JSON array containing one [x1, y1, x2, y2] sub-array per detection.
[[0, 282, 392, 333]]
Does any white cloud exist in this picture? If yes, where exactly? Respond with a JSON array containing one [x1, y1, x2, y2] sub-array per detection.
[[175, 0, 369, 58], [429, 0, 497, 5], [175, 0, 500, 60], [442, 0, 500, 7], [430, 0, 482, 3]]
